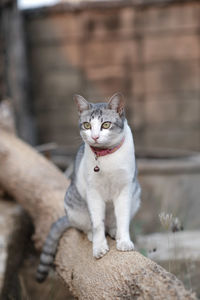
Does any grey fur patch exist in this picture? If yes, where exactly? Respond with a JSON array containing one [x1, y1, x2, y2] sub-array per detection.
[[113, 117, 124, 130], [79, 102, 125, 133], [64, 143, 87, 210], [74, 143, 85, 176], [40, 253, 53, 264], [65, 182, 87, 209], [36, 216, 70, 282], [37, 265, 49, 273]]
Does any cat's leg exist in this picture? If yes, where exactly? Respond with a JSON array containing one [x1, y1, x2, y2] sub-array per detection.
[[130, 181, 141, 219], [87, 231, 93, 242], [113, 185, 135, 251], [105, 202, 116, 239], [87, 189, 109, 258]]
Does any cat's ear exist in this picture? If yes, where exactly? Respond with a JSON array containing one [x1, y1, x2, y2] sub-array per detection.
[[73, 94, 90, 114], [108, 92, 125, 116]]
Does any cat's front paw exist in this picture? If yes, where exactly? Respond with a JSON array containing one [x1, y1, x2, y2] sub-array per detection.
[[117, 239, 135, 251], [93, 242, 109, 259]]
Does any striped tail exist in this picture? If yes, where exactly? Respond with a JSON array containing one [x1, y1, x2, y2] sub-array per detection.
[[36, 216, 70, 283]]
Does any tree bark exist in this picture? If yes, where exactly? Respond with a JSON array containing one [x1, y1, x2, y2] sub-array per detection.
[[0, 128, 197, 300]]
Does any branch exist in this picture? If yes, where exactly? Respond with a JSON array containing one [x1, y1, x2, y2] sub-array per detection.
[[0, 129, 197, 300], [0, 100, 16, 135]]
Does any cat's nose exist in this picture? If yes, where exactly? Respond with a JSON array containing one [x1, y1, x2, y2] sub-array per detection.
[[92, 135, 99, 141]]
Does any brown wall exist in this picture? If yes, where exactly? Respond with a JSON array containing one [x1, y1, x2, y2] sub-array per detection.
[[24, 0, 200, 153]]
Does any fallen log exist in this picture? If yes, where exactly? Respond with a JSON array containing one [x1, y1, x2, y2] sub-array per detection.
[[0, 128, 197, 300]]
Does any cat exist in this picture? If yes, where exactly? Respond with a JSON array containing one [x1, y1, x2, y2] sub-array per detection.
[[36, 92, 141, 282]]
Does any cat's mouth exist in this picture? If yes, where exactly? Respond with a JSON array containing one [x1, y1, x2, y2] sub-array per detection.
[[91, 141, 100, 147], [89, 141, 111, 149], [87, 140, 103, 147]]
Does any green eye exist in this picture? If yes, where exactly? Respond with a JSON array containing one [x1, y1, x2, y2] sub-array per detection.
[[102, 122, 111, 129], [83, 122, 91, 130]]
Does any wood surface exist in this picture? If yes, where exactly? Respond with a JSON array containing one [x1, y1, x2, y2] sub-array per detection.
[[0, 128, 197, 299]]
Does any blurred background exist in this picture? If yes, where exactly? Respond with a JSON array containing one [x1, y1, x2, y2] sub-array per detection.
[[1, 0, 200, 153], [0, 0, 200, 298]]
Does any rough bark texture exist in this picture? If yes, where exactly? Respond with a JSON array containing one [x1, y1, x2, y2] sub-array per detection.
[[0, 199, 32, 299], [0, 199, 24, 291], [0, 128, 197, 300]]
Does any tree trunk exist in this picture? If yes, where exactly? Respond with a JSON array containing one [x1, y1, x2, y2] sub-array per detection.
[[0, 128, 197, 300], [0, 0, 36, 144]]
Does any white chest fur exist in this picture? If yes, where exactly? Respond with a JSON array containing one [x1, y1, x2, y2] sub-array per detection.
[[76, 123, 135, 202]]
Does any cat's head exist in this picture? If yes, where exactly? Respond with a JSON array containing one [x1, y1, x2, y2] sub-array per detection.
[[74, 93, 126, 148]]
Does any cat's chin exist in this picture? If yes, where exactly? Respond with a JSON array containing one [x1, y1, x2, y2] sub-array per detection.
[[84, 137, 121, 149], [87, 141, 116, 149], [88, 142, 106, 148]]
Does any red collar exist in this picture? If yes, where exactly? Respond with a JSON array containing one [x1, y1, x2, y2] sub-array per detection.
[[90, 137, 125, 157]]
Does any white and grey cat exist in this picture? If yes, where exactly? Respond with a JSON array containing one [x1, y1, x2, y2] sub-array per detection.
[[36, 93, 141, 282]]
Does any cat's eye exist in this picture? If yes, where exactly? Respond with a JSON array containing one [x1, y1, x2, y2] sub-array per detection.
[[101, 122, 111, 129], [83, 122, 91, 130]]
